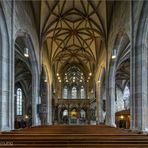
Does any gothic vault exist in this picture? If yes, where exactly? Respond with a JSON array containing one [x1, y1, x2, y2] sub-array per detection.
[[0, 0, 148, 132]]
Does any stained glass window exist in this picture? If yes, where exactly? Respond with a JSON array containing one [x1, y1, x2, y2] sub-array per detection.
[[16, 88, 22, 115], [123, 86, 130, 99], [72, 87, 77, 99], [63, 86, 68, 99], [80, 86, 85, 99]]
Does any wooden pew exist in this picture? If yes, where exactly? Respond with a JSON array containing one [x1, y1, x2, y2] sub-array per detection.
[[0, 125, 148, 147]]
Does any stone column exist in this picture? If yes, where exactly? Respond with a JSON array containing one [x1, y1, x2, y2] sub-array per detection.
[[58, 107, 61, 123], [130, 1, 148, 132], [100, 82, 106, 123], [130, 42, 148, 131], [96, 80, 104, 124], [95, 81, 99, 125], [10, 0, 15, 131], [0, 57, 10, 131], [47, 83, 52, 124], [99, 86, 104, 123], [0, 1, 14, 131], [105, 64, 116, 127], [32, 78, 40, 126], [31, 64, 40, 126]]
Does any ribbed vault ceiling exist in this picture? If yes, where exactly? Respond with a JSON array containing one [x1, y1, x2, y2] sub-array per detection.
[[63, 66, 85, 86], [40, 0, 108, 76]]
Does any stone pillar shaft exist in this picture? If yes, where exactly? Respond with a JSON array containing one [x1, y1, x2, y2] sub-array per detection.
[[105, 65, 116, 127], [47, 83, 52, 124], [0, 1, 14, 131], [130, 1, 148, 131], [95, 81, 99, 124]]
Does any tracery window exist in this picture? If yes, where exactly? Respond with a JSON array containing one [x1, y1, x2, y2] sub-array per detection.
[[123, 86, 130, 109], [63, 86, 68, 99], [16, 88, 23, 115], [116, 85, 130, 112], [80, 86, 85, 99], [72, 87, 77, 99], [123, 86, 130, 99]]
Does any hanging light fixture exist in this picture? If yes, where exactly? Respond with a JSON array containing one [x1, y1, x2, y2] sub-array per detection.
[[44, 77, 47, 82], [89, 72, 92, 76], [24, 47, 29, 57], [24, 33, 29, 57], [112, 48, 117, 59]]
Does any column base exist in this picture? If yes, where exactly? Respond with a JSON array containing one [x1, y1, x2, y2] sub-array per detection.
[[105, 122, 116, 127], [130, 127, 148, 134], [0, 126, 11, 132]]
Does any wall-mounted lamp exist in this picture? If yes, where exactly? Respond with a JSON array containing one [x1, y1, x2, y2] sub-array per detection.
[[112, 48, 117, 59]]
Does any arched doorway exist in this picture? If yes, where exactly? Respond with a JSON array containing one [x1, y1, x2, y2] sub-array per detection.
[[79, 109, 86, 124], [62, 109, 68, 124]]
